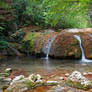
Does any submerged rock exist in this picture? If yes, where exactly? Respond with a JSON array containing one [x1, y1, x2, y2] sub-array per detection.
[[66, 71, 92, 90]]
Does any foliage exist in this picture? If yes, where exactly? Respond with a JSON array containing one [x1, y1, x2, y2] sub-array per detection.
[[10, 29, 25, 43], [0, 40, 14, 49], [23, 32, 41, 52], [12, 0, 31, 27], [23, 0, 91, 28], [43, 0, 91, 28], [0, 1, 11, 9], [25, 0, 45, 26]]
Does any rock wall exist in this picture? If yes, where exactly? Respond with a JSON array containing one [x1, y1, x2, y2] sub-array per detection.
[[24, 32, 81, 59]]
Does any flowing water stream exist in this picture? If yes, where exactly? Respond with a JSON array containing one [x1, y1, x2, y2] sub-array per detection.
[[43, 35, 56, 60], [74, 35, 92, 62]]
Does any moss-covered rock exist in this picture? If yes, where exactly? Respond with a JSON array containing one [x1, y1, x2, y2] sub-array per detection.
[[50, 32, 81, 59], [66, 71, 92, 90], [23, 32, 42, 53], [23, 31, 81, 59]]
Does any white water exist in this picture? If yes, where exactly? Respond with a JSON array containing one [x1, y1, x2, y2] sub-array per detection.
[[74, 35, 92, 62], [43, 35, 56, 59]]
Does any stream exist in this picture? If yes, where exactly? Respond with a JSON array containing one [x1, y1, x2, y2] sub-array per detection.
[[0, 57, 92, 76]]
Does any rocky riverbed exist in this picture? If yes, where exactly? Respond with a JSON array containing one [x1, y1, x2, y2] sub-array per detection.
[[0, 56, 92, 92], [1, 68, 92, 92]]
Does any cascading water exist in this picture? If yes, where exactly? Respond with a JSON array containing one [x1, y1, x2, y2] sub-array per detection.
[[74, 35, 92, 62], [43, 35, 56, 59]]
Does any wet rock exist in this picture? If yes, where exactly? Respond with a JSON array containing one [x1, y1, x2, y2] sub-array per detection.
[[28, 74, 42, 82], [46, 81, 59, 86], [83, 72, 88, 76], [5, 68, 12, 74], [88, 72, 92, 75], [65, 73, 70, 77], [5, 74, 44, 92], [24, 32, 82, 59], [50, 32, 81, 59], [5, 79, 30, 92], [10, 75, 24, 85], [66, 71, 92, 90], [0, 77, 11, 89], [82, 33, 92, 59], [81, 64, 87, 66], [0, 73, 10, 77], [59, 77, 64, 80]]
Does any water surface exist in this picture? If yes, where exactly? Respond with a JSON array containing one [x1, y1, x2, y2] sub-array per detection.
[[0, 57, 92, 75]]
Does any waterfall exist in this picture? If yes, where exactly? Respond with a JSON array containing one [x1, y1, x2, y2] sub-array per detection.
[[74, 35, 92, 62], [43, 35, 56, 59]]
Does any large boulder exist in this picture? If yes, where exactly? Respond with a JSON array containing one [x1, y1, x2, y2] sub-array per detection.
[[24, 32, 81, 59], [82, 33, 92, 59], [50, 32, 81, 59], [66, 71, 92, 90]]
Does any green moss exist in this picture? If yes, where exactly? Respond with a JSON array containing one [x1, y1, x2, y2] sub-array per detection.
[[26, 80, 35, 88], [66, 80, 92, 90], [26, 80, 44, 89], [23, 32, 41, 52]]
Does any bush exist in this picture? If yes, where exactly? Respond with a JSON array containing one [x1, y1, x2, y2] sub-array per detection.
[[25, 0, 46, 26], [44, 0, 91, 28]]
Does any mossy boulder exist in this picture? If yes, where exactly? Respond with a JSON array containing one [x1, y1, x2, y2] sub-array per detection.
[[66, 71, 92, 90], [23, 32, 42, 53], [34, 32, 57, 55], [23, 32, 81, 59], [50, 32, 81, 59]]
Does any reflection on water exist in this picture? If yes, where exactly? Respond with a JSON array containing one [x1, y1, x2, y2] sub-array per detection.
[[0, 57, 92, 75]]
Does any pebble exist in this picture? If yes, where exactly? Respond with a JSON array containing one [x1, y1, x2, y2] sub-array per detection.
[[88, 72, 92, 75], [83, 72, 88, 75], [81, 64, 87, 66], [59, 77, 64, 80], [65, 73, 69, 77]]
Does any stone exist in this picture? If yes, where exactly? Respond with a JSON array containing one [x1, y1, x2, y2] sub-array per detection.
[[66, 71, 92, 90], [28, 74, 42, 82], [0, 73, 10, 77], [5, 74, 44, 92], [5, 68, 12, 73], [46, 81, 58, 86], [82, 33, 92, 59], [0, 77, 11, 89], [68, 71, 91, 85], [5, 78, 12, 82], [5, 79, 30, 92], [81, 64, 87, 66], [83, 72, 88, 76], [65, 73, 70, 77], [59, 77, 64, 80], [10, 75, 24, 85], [88, 72, 92, 75]]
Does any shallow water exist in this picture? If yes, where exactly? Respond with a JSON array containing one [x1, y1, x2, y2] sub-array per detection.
[[0, 57, 92, 75]]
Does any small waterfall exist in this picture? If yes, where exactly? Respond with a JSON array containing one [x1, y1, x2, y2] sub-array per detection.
[[74, 35, 92, 62], [43, 35, 56, 59]]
